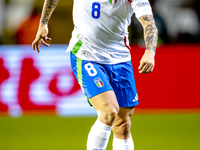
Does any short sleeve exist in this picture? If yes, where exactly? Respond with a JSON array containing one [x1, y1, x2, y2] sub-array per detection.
[[131, 0, 153, 19]]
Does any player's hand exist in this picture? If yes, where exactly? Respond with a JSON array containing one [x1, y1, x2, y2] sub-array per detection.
[[138, 50, 155, 74], [32, 24, 51, 53]]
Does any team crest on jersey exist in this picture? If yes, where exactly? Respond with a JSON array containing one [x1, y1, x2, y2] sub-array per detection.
[[109, 0, 118, 4], [93, 77, 104, 88]]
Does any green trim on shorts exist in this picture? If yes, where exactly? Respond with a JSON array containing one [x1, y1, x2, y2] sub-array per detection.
[[76, 57, 92, 106], [76, 57, 84, 92], [87, 98, 92, 106], [71, 40, 83, 55]]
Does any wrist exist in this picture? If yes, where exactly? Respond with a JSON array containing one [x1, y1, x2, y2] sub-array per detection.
[[40, 21, 48, 25], [40, 18, 49, 26], [146, 46, 156, 52], [39, 23, 48, 28], [145, 49, 155, 56]]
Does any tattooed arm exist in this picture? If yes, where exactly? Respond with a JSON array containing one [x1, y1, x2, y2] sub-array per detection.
[[138, 15, 158, 73], [139, 15, 158, 52], [40, 0, 59, 25], [32, 0, 60, 53]]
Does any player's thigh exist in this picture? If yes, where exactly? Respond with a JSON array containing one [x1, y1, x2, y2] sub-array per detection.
[[89, 90, 119, 117]]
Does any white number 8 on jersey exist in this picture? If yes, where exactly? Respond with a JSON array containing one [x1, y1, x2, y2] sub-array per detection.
[[84, 63, 97, 76]]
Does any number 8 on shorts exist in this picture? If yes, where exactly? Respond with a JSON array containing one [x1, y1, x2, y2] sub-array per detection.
[[84, 63, 97, 76]]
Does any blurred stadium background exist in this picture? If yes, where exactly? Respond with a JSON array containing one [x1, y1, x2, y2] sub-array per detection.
[[0, 0, 200, 150]]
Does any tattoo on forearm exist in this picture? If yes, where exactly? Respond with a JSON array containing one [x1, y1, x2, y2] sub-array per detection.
[[143, 16, 152, 22], [40, 0, 59, 25], [141, 16, 158, 52]]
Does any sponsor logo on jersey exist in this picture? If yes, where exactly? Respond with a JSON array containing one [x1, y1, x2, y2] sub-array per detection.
[[93, 77, 104, 88], [109, 0, 118, 4], [137, 2, 150, 7], [81, 50, 90, 56]]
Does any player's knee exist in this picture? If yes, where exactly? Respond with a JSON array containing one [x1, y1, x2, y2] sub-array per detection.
[[113, 121, 131, 138], [99, 108, 119, 126], [106, 111, 118, 125], [121, 122, 131, 137]]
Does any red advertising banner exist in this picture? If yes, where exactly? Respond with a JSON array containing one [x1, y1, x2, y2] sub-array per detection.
[[131, 44, 200, 110], [0, 44, 199, 116]]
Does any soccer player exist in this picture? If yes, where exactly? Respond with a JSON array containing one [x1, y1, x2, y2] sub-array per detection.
[[32, 0, 158, 149]]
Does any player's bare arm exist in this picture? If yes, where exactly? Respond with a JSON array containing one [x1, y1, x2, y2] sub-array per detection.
[[138, 15, 158, 74], [32, 0, 60, 53]]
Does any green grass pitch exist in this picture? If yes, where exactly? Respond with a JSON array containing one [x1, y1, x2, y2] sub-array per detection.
[[0, 114, 200, 150]]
